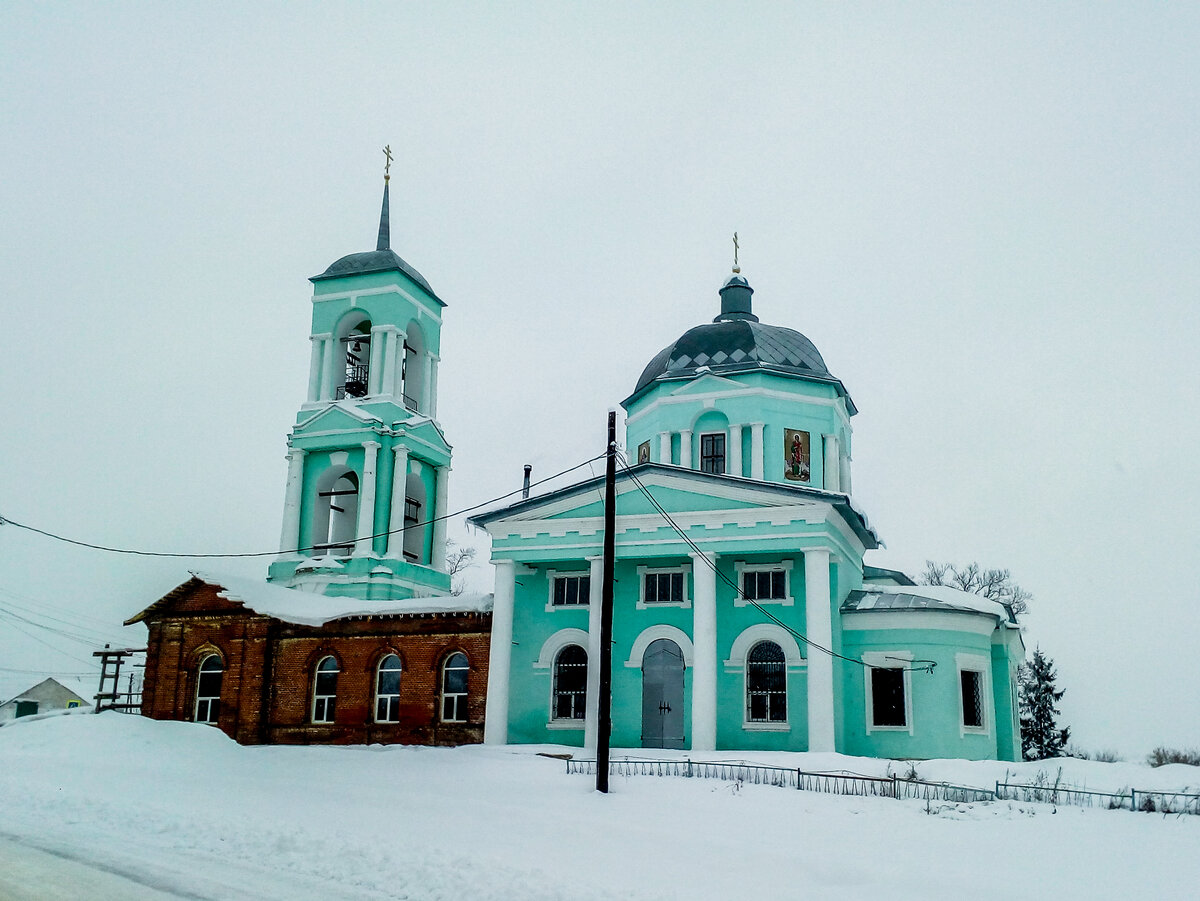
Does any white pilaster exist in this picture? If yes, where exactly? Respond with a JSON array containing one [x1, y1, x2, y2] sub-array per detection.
[[422, 354, 434, 414], [307, 336, 325, 403], [392, 330, 407, 398], [841, 453, 852, 495], [584, 555, 604, 750], [824, 435, 841, 492], [431, 466, 450, 571], [354, 441, 380, 556], [484, 560, 516, 745], [381, 328, 399, 399], [319, 336, 338, 402], [659, 431, 671, 464], [368, 326, 386, 395], [429, 355, 440, 419], [804, 547, 836, 752], [680, 429, 693, 470], [278, 448, 306, 553], [386, 445, 409, 558], [690, 551, 717, 751], [729, 424, 743, 478], [750, 422, 765, 481]]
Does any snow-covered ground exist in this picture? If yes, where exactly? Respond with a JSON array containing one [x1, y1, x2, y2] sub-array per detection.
[[1, 714, 1198, 900]]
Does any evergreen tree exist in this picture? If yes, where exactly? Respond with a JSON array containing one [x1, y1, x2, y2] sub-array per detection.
[[1019, 648, 1070, 759]]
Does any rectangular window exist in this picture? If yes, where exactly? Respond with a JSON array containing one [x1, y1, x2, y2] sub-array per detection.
[[871, 667, 907, 727], [742, 569, 787, 601], [700, 433, 726, 474], [644, 571, 684, 604], [961, 670, 984, 729], [551, 574, 590, 607]]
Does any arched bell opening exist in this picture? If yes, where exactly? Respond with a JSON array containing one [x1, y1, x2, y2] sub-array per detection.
[[402, 321, 426, 413], [313, 467, 359, 556], [334, 315, 373, 400], [402, 471, 428, 563]]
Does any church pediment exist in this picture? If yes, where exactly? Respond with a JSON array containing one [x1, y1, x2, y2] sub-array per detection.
[[665, 372, 743, 397], [294, 401, 382, 435], [395, 417, 452, 457]]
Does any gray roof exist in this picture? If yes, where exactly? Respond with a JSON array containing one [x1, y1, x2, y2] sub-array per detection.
[[842, 588, 1016, 623], [862, 565, 916, 586]]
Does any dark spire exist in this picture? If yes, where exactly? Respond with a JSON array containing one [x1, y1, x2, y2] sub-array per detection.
[[375, 181, 390, 252]]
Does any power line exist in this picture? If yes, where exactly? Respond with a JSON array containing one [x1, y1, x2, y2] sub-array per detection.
[[614, 453, 934, 675], [0, 452, 606, 560], [1, 617, 98, 667], [0, 605, 124, 649], [0, 598, 129, 643], [0, 585, 128, 632]]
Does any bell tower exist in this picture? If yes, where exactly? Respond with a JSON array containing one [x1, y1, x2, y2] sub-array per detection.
[[269, 155, 453, 599]]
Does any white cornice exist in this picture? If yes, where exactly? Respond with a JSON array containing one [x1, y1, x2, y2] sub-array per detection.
[[626, 383, 852, 431]]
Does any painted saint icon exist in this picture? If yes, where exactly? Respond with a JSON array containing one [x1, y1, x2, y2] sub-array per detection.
[[637, 441, 651, 464], [784, 429, 810, 482]]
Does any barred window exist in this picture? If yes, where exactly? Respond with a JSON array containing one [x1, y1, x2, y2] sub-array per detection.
[[700, 433, 726, 474], [441, 652, 469, 723], [644, 571, 685, 604], [746, 641, 787, 723], [871, 667, 906, 728], [312, 656, 339, 724], [194, 654, 223, 724], [552, 645, 588, 720], [375, 654, 402, 723], [961, 670, 984, 729], [742, 569, 786, 602], [552, 574, 590, 607]]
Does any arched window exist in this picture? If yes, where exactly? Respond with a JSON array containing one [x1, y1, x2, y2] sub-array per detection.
[[194, 654, 223, 724], [375, 654, 402, 723], [316, 471, 358, 555], [336, 319, 372, 399], [552, 645, 588, 721], [746, 641, 787, 723], [312, 656, 339, 723], [440, 652, 469, 723]]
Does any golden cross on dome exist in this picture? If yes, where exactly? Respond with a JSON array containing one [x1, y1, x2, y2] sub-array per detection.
[[383, 145, 394, 181], [732, 232, 741, 274]]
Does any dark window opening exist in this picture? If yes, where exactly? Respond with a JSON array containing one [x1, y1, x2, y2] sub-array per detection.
[[700, 433, 726, 474], [746, 641, 787, 723], [553, 645, 588, 720], [337, 332, 371, 399], [644, 571, 685, 604], [871, 667, 906, 727], [961, 670, 984, 729], [742, 569, 786, 601], [552, 574, 590, 606]]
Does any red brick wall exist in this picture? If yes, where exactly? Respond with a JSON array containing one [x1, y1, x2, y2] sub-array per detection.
[[139, 582, 490, 746]]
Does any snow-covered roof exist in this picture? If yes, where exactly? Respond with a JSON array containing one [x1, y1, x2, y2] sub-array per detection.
[[189, 570, 492, 627], [842, 583, 1014, 622]]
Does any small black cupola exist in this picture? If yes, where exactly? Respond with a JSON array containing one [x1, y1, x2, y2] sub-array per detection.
[[715, 274, 758, 323]]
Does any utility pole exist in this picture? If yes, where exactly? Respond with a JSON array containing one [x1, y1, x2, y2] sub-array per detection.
[[596, 410, 617, 793]]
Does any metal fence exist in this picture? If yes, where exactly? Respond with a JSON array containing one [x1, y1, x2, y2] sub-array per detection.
[[566, 757, 995, 804], [996, 781, 1200, 815]]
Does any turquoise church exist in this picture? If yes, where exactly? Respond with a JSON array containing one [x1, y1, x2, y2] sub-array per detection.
[[470, 269, 1025, 760], [267, 173, 453, 599]]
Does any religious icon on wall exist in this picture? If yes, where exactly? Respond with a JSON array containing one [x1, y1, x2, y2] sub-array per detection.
[[637, 441, 651, 464], [783, 429, 811, 482]]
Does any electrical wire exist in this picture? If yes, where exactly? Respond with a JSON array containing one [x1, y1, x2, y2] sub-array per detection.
[[0, 605, 125, 650], [1, 617, 98, 667], [614, 452, 935, 675], [0, 452, 606, 560]]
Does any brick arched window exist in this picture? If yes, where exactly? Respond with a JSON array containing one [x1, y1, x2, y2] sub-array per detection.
[[312, 656, 339, 724], [194, 654, 223, 724], [440, 652, 469, 723], [375, 654, 402, 723]]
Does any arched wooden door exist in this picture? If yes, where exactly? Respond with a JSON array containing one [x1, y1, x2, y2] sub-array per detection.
[[641, 639, 685, 749]]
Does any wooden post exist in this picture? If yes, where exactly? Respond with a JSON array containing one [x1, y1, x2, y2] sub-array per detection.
[[596, 410, 617, 793]]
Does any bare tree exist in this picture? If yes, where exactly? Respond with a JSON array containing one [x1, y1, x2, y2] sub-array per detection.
[[919, 560, 1032, 616], [445, 540, 478, 596]]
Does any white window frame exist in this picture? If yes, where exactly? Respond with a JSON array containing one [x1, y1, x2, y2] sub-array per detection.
[[548, 644, 588, 730], [311, 656, 339, 724], [732, 560, 794, 607], [863, 651, 913, 735], [956, 652, 992, 737], [545, 568, 591, 612], [194, 653, 223, 725], [440, 652, 469, 723], [636, 564, 692, 610], [374, 654, 403, 724]]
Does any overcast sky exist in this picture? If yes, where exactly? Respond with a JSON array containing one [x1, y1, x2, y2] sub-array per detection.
[[2, 3, 1197, 755]]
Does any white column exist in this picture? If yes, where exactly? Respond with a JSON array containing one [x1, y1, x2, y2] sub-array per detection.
[[367, 326, 386, 395], [823, 435, 841, 492], [804, 548, 836, 752], [841, 453, 852, 496], [584, 555, 604, 750], [658, 431, 671, 464], [429, 355, 440, 419], [484, 559, 516, 745], [690, 551, 717, 752], [422, 354, 434, 414], [680, 429, 693, 470], [750, 422, 765, 481], [728, 424, 743, 478], [386, 445, 409, 558], [307, 337, 325, 403], [431, 465, 450, 572], [354, 441, 380, 556], [381, 328, 399, 399], [319, 336, 338, 402], [278, 448, 306, 553], [392, 331, 407, 399]]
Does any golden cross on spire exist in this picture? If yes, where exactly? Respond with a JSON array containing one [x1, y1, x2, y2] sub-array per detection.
[[732, 232, 741, 274], [383, 144, 394, 182]]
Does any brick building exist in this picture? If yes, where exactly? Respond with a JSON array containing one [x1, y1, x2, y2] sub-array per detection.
[[130, 167, 493, 747], [129, 574, 490, 746]]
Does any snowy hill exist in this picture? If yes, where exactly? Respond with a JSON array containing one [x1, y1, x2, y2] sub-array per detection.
[[0, 714, 1197, 900]]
